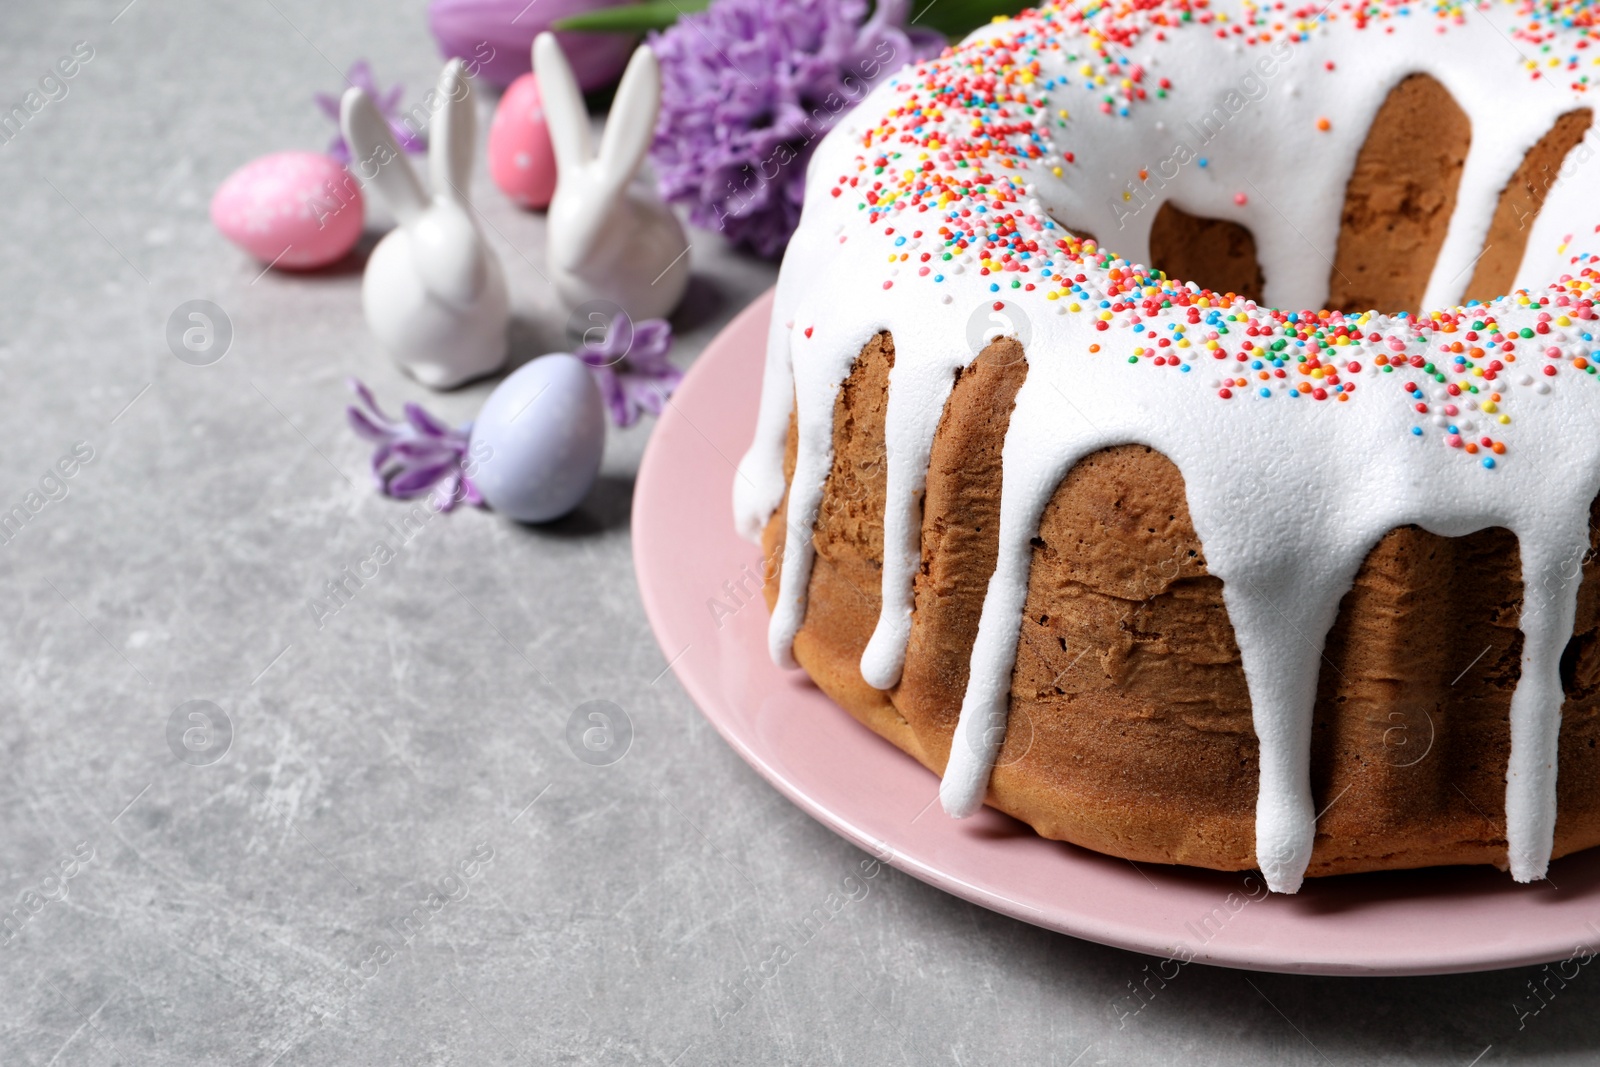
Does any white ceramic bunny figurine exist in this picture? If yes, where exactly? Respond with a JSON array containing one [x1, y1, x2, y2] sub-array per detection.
[[534, 33, 690, 322], [341, 59, 509, 389]]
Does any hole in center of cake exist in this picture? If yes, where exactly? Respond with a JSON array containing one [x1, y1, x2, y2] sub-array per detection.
[[1136, 76, 1592, 316], [1147, 202, 1266, 308]]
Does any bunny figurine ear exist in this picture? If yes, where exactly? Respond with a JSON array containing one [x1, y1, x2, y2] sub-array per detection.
[[412, 61, 488, 310], [430, 59, 476, 204], [533, 32, 594, 180], [341, 87, 429, 226], [535, 33, 688, 319], [595, 45, 661, 208]]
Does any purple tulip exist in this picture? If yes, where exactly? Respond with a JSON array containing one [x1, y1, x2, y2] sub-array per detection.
[[427, 0, 639, 90]]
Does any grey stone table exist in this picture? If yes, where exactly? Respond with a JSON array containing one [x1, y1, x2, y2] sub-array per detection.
[[0, 2, 1594, 1064]]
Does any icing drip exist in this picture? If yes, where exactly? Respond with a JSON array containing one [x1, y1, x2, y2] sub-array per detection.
[[1506, 536, 1590, 880], [737, 0, 1600, 891], [859, 354, 963, 690]]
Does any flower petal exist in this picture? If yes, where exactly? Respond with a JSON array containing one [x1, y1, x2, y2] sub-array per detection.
[[388, 459, 461, 497], [347, 407, 394, 443], [403, 401, 456, 438]]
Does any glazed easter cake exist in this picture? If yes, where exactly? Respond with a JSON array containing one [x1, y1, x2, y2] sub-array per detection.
[[733, 0, 1600, 893]]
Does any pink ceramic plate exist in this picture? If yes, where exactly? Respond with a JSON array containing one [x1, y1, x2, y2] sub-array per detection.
[[634, 289, 1600, 976]]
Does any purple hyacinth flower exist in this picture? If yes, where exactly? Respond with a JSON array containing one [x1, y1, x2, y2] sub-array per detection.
[[316, 61, 427, 165], [649, 0, 945, 257], [346, 379, 483, 511], [577, 315, 680, 428]]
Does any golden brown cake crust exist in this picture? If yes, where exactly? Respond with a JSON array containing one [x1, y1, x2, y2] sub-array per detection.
[[1464, 108, 1594, 305], [764, 334, 1600, 878], [1330, 73, 1471, 315]]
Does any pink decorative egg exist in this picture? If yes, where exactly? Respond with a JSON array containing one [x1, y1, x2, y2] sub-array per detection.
[[211, 151, 364, 270], [487, 73, 557, 210]]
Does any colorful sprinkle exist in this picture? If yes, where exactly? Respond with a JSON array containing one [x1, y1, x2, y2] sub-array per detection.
[[833, 0, 1600, 472]]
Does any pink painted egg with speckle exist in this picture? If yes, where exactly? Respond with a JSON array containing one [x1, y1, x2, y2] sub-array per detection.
[[487, 73, 557, 210], [210, 151, 363, 270]]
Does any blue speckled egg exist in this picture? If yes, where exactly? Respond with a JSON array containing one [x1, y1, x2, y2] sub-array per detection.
[[470, 354, 605, 523]]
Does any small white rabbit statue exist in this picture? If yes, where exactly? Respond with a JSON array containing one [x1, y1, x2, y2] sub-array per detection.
[[341, 59, 509, 389], [534, 33, 690, 322]]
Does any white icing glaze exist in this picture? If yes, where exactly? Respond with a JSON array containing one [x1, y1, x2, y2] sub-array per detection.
[[734, 0, 1600, 891]]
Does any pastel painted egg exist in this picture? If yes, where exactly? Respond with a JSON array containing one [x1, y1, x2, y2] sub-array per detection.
[[211, 151, 363, 270], [487, 73, 557, 210], [470, 354, 605, 523]]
